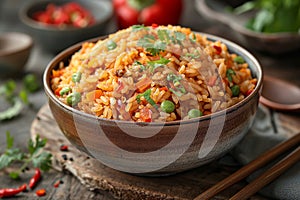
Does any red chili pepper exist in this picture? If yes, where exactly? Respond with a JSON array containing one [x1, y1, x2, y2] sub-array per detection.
[[29, 168, 41, 189], [0, 184, 27, 198], [36, 189, 46, 197], [53, 180, 60, 188], [113, 0, 183, 29], [246, 89, 254, 96], [32, 2, 94, 28], [213, 45, 222, 55], [60, 144, 69, 151]]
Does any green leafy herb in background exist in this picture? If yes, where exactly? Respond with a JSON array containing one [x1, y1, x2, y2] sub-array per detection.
[[0, 74, 40, 121], [232, 0, 300, 33], [0, 132, 52, 179]]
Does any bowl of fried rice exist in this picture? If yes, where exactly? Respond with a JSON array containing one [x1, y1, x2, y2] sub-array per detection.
[[44, 25, 263, 175]]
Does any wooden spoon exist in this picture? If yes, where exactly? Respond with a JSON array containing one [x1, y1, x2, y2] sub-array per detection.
[[260, 76, 300, 112]]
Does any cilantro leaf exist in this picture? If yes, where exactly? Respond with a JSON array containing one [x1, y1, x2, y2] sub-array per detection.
[[23, 74, 40, 93], [32, 151, 52, 171], [28, 135, 47, 156], [0, 98, 24, 121], [6, 131, 14, 149], [137, 34, 166, 56], [147, 57, 170, 72], [0, 133, 52, 179], [158, 29, 171, 44]]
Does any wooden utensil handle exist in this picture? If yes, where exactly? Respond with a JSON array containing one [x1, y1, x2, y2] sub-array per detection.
[[194, 133, 300, 200], [230, 146, 300, 200]]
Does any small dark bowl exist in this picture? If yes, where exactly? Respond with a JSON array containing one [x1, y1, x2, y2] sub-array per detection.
[[195, 0, 300, 54], [0, 32, 33, 77], [43, 33, 263, 175], [19, 0, 113, 53]]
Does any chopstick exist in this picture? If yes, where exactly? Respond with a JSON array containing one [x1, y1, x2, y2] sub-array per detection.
[[230, 145, 300, 200], [194, 132, 300, 200]]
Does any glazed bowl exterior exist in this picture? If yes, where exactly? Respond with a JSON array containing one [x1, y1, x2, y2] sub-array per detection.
[[0, 32, 33, 77], [19, 0, 113, 53], [43, 33, 263, 175]]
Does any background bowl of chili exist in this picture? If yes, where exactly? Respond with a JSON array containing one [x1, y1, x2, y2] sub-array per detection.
[[19, 0, 113, 53], [43, 32, 263, 176]]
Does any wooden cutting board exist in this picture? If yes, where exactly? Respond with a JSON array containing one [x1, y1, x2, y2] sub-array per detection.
[[31, 104, 289, 200]]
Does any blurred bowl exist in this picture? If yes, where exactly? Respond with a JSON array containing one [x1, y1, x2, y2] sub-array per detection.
[[0, 32, 33, 77], [19, 0, 113, 53], [195, 0, 300, 54], [43, 32, 263, 175]]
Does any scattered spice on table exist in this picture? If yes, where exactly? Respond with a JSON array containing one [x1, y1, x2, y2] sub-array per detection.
[[35, 189, 46, 197], [0, 184, 27, 198], [60, 144, 69, 152], [29, 168, 41, 189]]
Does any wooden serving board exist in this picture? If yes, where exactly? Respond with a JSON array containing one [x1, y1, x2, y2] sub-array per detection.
[[30, 104, 274, 200]]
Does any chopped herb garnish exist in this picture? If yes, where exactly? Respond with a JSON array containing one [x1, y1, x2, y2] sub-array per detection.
[[136, 89, 158, 108], [134, 61, 147, 71], [189, 33, 197, 43], [167, 73, 187, 96], [226, 69, 236, 82], [107, 40, 117, 51], [137, 34, 166, 56], [183, 50, 201, 59], [147, 57, 170, 72], [234, 56, 245, 64], [72, 72, 82, 83], [175, 31, 186, 42], [167, 73, 183, 83], [131, 24, 149, 31], [169, 88, 183, 97], [158, 29, 171, 44]]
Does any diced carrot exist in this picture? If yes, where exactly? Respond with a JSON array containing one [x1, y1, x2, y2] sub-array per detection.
[[246, 89, 254, 96], [213, 45, 222, 54], [140, 107, 152, 122], [86, 90, 103, 101], [159, 86, 168, 91], [55, 87, 62, 96], [208, 75, 217, 86], [136, 77, 152, 93], [52, 69, 62, 78]]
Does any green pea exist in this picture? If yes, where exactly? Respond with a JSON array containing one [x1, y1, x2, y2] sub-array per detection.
[[231, 85, 240, 97], [66, 92, 81, 106], [59, 87, 71, 96], [188, 109, 203, 119], [234, 56, 245, 64], [107, 40, 117, 51], [72, 72, 82, 83], [161, 100, 175, 113], [226, 69, 235, 82]]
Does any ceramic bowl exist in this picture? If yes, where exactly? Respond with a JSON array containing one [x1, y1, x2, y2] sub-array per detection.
[[43, 33, 263, 175], [19, 0, 113, 53], [195, 0, 300, 54], [0, 32, 33, 77]]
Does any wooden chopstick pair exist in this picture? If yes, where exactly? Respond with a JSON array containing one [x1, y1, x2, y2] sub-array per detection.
[[194, 132, 300, 200]]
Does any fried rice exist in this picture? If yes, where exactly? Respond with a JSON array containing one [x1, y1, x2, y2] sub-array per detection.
[[50, 25, 257, 122]]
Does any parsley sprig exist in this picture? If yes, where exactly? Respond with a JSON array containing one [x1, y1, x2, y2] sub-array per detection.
[[0, 74, 40, 121], [0, 132, 52, 179]]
